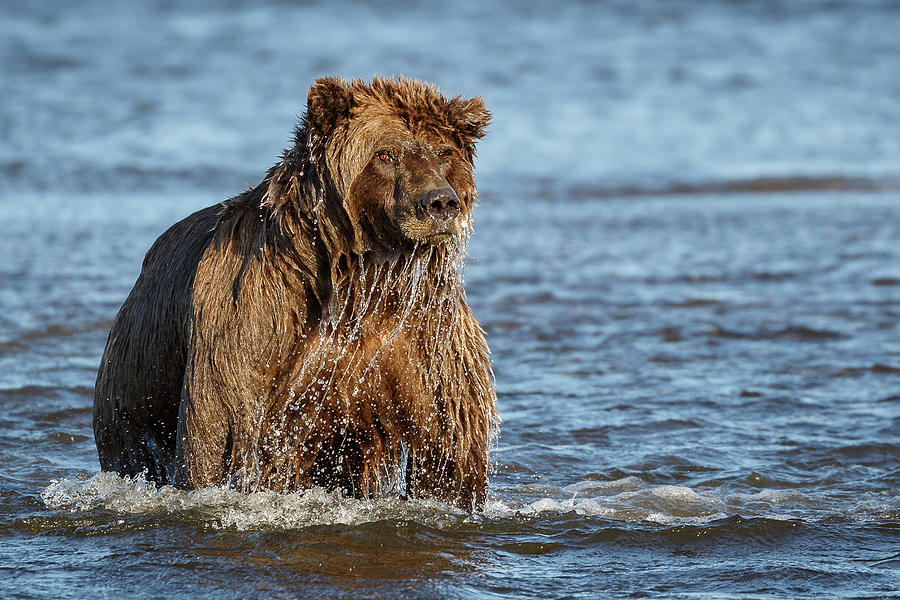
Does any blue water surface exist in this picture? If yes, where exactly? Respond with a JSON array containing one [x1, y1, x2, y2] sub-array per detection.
[[1, 1, 899, 598]]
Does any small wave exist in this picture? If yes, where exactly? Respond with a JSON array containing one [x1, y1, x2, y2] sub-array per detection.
[[568, 175, 900, 200], [495, 476, 896, 525], [708, 324, 846, 342], [667, 298, 724, 308], [0, 160, 256, 195], [831, 363, 900, 377], [511, 478, 736, 524], [0, 320, 112, 348], [871, 277, 900, 287], [0, 384, 94, 398]]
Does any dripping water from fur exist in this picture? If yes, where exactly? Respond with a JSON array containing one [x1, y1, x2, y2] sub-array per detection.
[[240, 232, 494, 504]]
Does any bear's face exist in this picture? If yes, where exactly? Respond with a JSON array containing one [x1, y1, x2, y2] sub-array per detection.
[[307, 77, 489, 253], [341, 119, 471, 249]]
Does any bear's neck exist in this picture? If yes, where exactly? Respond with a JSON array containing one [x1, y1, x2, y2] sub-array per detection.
[[322, 244, 466, 335]]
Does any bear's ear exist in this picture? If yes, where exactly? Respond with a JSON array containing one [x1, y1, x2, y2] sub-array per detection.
[[306, 76, 353, 139], [447, 96, 491, 143]]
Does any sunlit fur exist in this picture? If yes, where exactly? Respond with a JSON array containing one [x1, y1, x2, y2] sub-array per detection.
[[93, 76, 497, 511]]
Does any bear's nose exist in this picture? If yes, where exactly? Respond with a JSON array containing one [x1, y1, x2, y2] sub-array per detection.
[[419, 187, 460, 222]]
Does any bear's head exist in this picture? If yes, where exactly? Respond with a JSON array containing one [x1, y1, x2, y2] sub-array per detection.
[[304, 76, 490, 253]]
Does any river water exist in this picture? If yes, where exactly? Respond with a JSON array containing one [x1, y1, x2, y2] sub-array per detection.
[[2, 1, 899, 598]]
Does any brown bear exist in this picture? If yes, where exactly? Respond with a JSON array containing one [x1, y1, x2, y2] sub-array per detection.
[[92, 76, 497, 511]]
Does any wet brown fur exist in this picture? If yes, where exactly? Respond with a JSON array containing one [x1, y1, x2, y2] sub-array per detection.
[[93, 76, 496, 510]]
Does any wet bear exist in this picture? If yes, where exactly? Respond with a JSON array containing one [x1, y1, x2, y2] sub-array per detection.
[[93, 76, 497, 511]]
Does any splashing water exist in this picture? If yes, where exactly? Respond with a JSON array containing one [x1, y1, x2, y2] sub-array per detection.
[[40, 472, 470, 531]]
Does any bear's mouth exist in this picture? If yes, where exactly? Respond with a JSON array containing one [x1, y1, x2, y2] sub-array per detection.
[[424, 231, 455, 243], [396, 213, 461, 244]]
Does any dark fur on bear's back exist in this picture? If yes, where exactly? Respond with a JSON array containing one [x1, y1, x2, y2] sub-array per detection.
[[93, 76, 497, 510]]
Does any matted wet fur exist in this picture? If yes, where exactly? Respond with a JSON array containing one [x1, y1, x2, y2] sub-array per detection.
[[93, 76, 497, 511]]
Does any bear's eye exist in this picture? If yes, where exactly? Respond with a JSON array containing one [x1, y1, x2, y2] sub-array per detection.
[[438, 149, 453, 161], [376, 151, 394, 163]]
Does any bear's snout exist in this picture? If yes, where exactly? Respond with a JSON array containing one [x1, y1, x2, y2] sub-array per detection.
[[419, 187, 460, 222]]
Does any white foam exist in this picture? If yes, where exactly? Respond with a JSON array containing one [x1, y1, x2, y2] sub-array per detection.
[[498, 476, 814, 524], [644, 511, 731, 525], [650, 485, 703, 503], [562, 475, 647, 495], [41, 472, 467, 531], [527, 497, 615, 518]]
